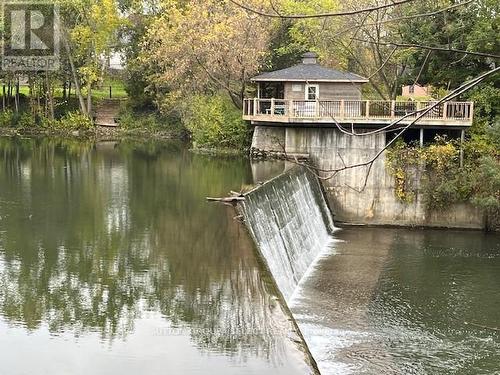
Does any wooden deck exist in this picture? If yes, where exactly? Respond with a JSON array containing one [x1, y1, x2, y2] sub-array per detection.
[[243, 99, 474, 127]]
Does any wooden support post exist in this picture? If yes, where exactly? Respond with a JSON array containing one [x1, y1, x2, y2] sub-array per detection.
[[460, 129, 465, 168], [315, 99, 320, 118], [365, 100, 370, 118], [443, 102, 448, 119], [289, 100, 294, 118], [419, 128, 424, 148], [253, 98, 257, 116], [109, 86, 112, 99], [340, 100, 345, 119], [270, 98, 275, 117], [469, 102, 474, 122], [391, 100, 395, 118]]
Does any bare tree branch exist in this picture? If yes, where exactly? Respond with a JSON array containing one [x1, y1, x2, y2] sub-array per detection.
[[367, 46, 397, 80], [227, 0, 416, 19], [333, 1, 473, 37], [350, 38, 500, 59], [413, 50, 431, 85]]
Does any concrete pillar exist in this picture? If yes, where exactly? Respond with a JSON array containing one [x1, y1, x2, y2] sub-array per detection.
[[460, 129, 465, 168], [419, 128, 424, 148]]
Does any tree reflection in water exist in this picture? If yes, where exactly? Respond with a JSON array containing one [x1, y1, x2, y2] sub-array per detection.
[[0, 137, 297, 362]]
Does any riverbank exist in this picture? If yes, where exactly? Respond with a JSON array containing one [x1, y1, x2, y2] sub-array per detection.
[[0, 124, 187, 142], [0, 122, 255, 158]]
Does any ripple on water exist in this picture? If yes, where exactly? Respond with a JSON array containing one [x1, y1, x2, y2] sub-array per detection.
[[288, 228, 500, 375]]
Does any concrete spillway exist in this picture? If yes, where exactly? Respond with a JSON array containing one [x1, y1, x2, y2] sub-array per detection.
[[238, 166, 335, 301], [238, 166, 336, 373]]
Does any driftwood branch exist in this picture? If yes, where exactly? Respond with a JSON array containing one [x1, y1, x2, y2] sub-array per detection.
[[206, 197, 245, 203], [207, 190, 246, 204]]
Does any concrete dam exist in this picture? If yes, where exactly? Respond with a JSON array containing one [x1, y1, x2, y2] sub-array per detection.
[[251, 125, 484, 230], [238, 167, 335, 301], [237, 164, 500, 373], [238, 166, 338, 373]]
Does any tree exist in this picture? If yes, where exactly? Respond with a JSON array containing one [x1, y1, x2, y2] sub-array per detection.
[[398, 0, 499, 89], [141, 0, 271, 110], [119, 0, 162, 109], [60, 0, 122, 116]]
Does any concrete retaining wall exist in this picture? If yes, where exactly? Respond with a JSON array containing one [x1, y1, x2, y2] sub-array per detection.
[[251, 125, 485, 230]]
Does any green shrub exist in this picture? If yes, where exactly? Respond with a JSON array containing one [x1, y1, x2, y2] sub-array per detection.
[[59, 112, 93, 131], [470, 156, 500, 212], [118, 105, 185, 136], [386, 136, 500, 218], [486, 120, 500, 149], [0, 110, 14, 127], [386, 139, 421, 203], [39, 111, 93, 132], [182, 94, 250, 150], [15, 112, 36, 128]]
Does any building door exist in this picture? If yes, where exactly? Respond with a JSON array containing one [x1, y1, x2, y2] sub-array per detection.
[[305, 84, 319, 100], [304, 84, 319, 117]]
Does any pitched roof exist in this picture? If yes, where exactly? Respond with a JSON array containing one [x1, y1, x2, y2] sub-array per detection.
[[251, 63, 368, 83]]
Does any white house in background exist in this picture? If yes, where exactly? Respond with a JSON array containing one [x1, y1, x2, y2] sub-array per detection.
[[108, 52, 124, 71]]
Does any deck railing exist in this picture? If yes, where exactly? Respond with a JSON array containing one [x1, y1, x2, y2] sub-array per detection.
[[242, 98, 474, 123]]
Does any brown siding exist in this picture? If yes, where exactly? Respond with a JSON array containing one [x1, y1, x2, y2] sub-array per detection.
[[284, 82, 362, 100], [284, 83, 305, 100]]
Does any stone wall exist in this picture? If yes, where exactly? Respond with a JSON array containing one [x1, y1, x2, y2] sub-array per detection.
[[251, 125, 485, 230]]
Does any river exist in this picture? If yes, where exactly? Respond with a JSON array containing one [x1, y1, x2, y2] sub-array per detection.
[[0, 137, 498, 374], [0, 137, 314, 375], [291, 227, 500, 374]]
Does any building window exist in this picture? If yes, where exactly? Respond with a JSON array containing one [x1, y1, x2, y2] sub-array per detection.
[[409, 85, 415, 94], [306, 84, 319, 100]]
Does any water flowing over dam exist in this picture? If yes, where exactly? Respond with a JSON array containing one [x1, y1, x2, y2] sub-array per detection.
[[238, 166, 335, 301], [238, 164, 500, 375]]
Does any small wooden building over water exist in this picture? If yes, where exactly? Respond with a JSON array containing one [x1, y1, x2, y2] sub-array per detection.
[[253, 52, 367, 103], [243, 52, 473, 129]]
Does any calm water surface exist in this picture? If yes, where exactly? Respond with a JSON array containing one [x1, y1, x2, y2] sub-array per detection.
[[0, 137, 312, 375]]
